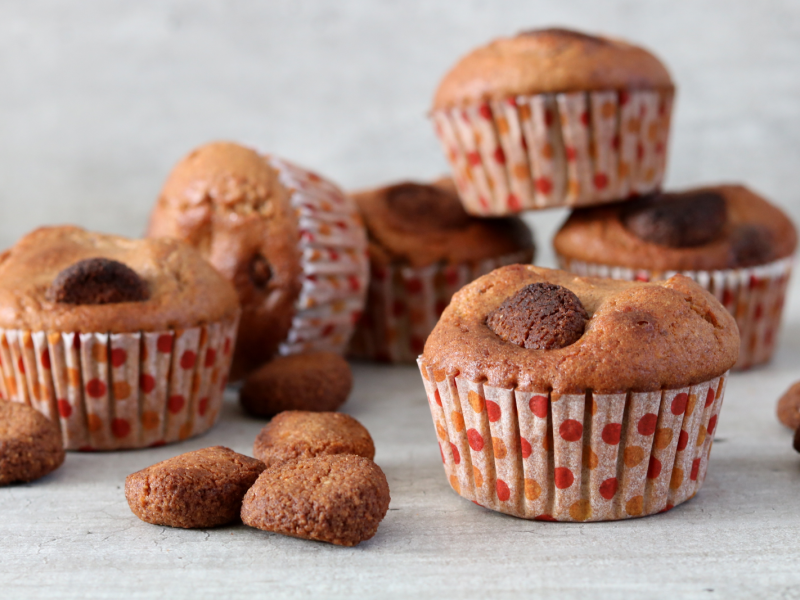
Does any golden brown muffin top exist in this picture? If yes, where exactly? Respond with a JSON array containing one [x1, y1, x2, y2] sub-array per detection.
[[554, 185, 797, 272], [422, 265, 738, 394], [0, 226, 239, 333], [433, 28, 673, 110], [351, 178, 533, 268]]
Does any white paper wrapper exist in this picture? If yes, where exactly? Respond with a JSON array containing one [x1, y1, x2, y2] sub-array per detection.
[[559, 256, 793, 370], [418, 358, 728, 521], [0, 314, 239, 451], [349, 250, 533, 364], [266, 157, 369, 356], [432, 89, 673, 215]]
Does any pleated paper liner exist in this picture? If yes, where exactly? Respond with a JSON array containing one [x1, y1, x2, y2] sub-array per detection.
[[267, 156, 369, 356], [419, 359, 728, 521], [432, 88, 673, 216], [349, 249, 533, 364], [558, 256, 793, 370], [0, 313, 239, 451]]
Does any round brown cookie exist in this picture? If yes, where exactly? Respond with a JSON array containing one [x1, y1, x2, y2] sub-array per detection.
[[0, 401, 65, 486], [252, 411, 375, 469], [47, 257, 150, 305], [240, 352, 352, 418], [125, 446, 265, 528], [241, 454, 390, 546], [777, 382, 800, 429]]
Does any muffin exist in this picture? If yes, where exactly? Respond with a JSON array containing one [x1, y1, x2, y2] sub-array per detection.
[[348, 178, 534, 362], [418, 265, 738, 521], [0, 226, 240, 451], [554, 185, 797, 369], [147, 142, 368, 380], [432, 28, 674, 215]]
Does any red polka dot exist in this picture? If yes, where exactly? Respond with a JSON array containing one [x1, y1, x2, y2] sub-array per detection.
[[580, 111, 589, 126], [392, 300, 405, 317], [507, 194, 521, 211], [204, 348, 217, 368], [140, 374, 156, 394], [493, 147, 506, 165], [520, 437, 532, 459], [57, 399, 72, 419], [150, 440, 166, 448], [224, 338, 232, 355], [671, 393, 689, 415], [662, 503, 674, 512], [535, 177, 553, 195], [467, 428, 484, 452], [602, 423, 622, 445], [707, 415, 718, 436], [467, 151, 481, 167], [405, 278, 423, 294], [449, 442, 461, 465], [439, 443, 445, 464], [180, 350, 196, 370], [565, 146, 577, 161], [486, 400, 501, 422], [72, 335, 81, 350], [433, 389, 442, 406], [534, 514, 557, 522], [111, 418, 131, 439], [647, 456, 662, 479], [677, 430, 689, 452], [544, 108, 554, 126], [110, 348, 127, 368], [530, 395, 548, 418], [321, 324, 335, 338], [690, 458, 701, 481], [198, 397, 209, 416], [479, 104, 492, 120], [554, 467, 574, 489], [41, 349, 51, 370], [559, 419, 583, 442], [496, 479, 510, 502], [167, 395, 185, 414], [86, 379, 106, 398], [599, 477, 618, 500], [594, 173, 609, 190], [17, 357, 25, 374], [157, 335, 173, 354], [638, 413, 658, 436], [347, 275, 361, 292], [705, 388, 715, 408]]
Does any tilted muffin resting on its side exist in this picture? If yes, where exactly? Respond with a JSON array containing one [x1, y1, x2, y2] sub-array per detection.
[[418, 265, 738, 522], [0, 226, 240, 450], [555, 185, 797, 369], [148, 141, 368, 380], [348, 177, 534, 363], [432, 28, 674, 215]]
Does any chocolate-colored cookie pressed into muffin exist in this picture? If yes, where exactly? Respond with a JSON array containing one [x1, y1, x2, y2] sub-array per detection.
[[0, 401, 65, 486]]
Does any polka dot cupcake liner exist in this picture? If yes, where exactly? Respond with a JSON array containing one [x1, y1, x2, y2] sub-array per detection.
[[558, 256, 793, 370], [349, 249, 533, 364], [432, 89, 674, 216], [418, 359, 728, 522], [0, 313, 239, 451], [266, 156, 369, 356]]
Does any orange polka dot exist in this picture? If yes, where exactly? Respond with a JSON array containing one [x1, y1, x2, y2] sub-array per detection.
[[496, 116, 509, 134], [31, 381, 41, 401], [686, 394, 697, 417], [627, 118, 641, 134], [648, 122, 659, 141], [179, 422, 193, 441], [542, 434, 551, 452], [670, 468, 684, 490], [623, 446, 646, 467], [541, 143, 553, 160], [92, 344, 108, 363], [524, 478, 541, 501], [583, 446, 598, 470], [654, 428, 673, 450], [449, 475, 460, 494], [569, 499, 592, 522], [513, 164, 528, 179], [626, 495, 644, 516], [696, 425, 707, 446], [716, 378, 725, 399], [87, 413, 103, 432], [473, 466, 483, 488], [644, 167, 655, 182], [518, 104, 532, 120], [492, 437, 507, 459], [468, 390, 485, 413], [142, 411, 160, 430], [436, 422, 448, 441], [113, 381, 131, 401], [568, 180, 581, 197], [601, 101, 616, 119], [6, 377, 17, 397], [433, 369, 447, 383], [451, 411, 465, 432], [618, 162, 630, 179], [22, 332, 33, 349]]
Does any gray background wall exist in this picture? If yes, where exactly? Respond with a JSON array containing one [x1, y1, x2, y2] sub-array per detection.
[[1, 0, 799, 265]]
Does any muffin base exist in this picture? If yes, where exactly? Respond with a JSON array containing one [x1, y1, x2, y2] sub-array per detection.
[[418, 358, 727, 522], [558, 256, 793, 370]]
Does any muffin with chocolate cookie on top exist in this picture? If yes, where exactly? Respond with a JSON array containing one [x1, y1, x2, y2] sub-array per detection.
[[554, 184, 797, 368], [0, 226, 240, 451], [418, 264, 738, 521], [348, 177, 534, 363]]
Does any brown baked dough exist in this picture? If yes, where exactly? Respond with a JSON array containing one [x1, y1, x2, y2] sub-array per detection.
[[0, 401, 65, 486], [125, 446, 265, 528], [252, 411, 375, 469], [240, 352, 353, 418], [241, 454, 390, 546], [777, 382, 800, 430]]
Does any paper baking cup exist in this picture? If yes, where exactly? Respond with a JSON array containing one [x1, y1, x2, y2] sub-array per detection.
[[349, 250, 533, 364], [432, 89, 674, 215], [0, 314, 239, 451], [418, 359, 728, 521], [559, 256, 793, 370], [266, 156, 369, 356]]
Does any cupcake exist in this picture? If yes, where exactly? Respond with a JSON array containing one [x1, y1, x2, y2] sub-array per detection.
[[0, 226, 240, 451], [348, 178, 534, 363], [147, 142, 369, 380], [418, 265, 738, 521], [554, 185, 797, 369], [432, 28, 674, 215]]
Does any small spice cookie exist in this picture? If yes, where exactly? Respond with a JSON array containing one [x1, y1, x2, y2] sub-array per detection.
[[253, 411, 375, 468], [777, 382, 800, 430], [125, 446, 265, 528], [241, 454, 390, 546], [0, 401, 65, 486], [240, 352, 352, 418]]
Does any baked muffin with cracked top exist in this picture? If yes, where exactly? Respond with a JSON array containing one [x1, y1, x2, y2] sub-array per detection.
[[555, 184, 797, 369], [348, 177, 534, 363], [147, 141, 368, 380], [418, 264, 737, 522], [0, 225, 240, 451], [432, 27, 675, 215]]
